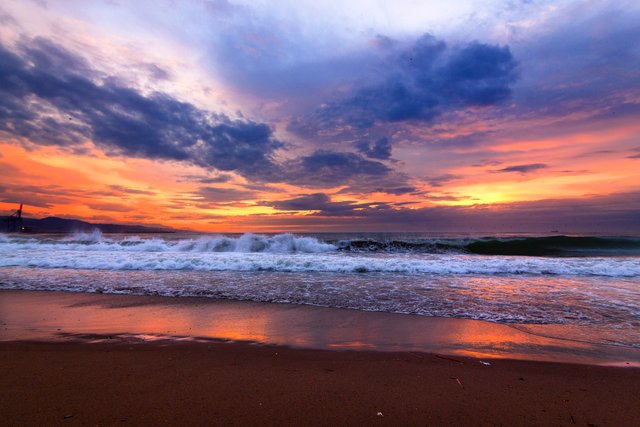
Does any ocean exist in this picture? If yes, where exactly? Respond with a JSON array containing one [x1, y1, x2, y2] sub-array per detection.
[[1, 231, 639, 350]]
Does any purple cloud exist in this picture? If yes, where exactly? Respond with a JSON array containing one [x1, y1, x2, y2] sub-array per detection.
[[496, 164, 547, 173]]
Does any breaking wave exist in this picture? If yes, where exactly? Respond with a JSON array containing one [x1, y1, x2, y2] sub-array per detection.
[[0, 232, 337, 253], [1, 233, 639, 257], [0, 248, 639, 278], [338, 236, 640, 256], [2, 232, 640, 346]]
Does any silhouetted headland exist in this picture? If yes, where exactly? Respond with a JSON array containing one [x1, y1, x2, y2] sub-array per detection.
[[1, 215, 173, 234]]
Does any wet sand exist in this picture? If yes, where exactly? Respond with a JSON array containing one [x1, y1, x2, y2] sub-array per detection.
[[2, 290, 640, 365], [1, 290, 640, 425]]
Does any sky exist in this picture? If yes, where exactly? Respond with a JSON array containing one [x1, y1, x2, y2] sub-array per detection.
[[0, 0, 639, 232]]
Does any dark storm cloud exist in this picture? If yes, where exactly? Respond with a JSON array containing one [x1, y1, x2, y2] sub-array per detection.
[[268, 193, 332, 211], [299, 151, 389, 175], [290, 35, 518, 135], [332, 165, 417, 195], [355, 137, 392, 160], [265, 193, 384, 217], [196, 174, 234, 184], [373, 186, 417, 195], [281, 150, 391, 187], [291, 4, 640, 159], [0, 37, 283, 179], [0, 37, 413, 191], [496, 163, 547, 173]]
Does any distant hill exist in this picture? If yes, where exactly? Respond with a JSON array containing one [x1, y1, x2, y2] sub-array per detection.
[[2, 216, 174, 233]]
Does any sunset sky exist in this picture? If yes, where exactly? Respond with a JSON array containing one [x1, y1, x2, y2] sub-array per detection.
[[1, 0, 639, 232]]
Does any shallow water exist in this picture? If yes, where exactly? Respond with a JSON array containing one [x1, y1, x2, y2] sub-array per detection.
[[1, 232, 639, 350], [2, 290, 640, 365]]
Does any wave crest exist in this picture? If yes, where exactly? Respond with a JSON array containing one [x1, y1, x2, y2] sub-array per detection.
[[0, 232, 336, 253], [1, 233, 640, 257]]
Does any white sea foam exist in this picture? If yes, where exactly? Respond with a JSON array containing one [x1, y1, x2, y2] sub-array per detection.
[[1, 267, 639, 349], [68, 229, 104, 243], [0, 248, 639, 277], [1, 233, 639, 277], [0, 232, 336, 253], [3, 233, 639, 349]]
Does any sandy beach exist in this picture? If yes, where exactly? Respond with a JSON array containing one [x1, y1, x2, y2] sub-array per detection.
[[1, 290, 640, 425], [2, 339, 640, 426], [2, 0, 640, 423]]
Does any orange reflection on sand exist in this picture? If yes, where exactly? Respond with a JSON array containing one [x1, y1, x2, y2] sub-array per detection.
[[2, 291, 637, 365], [443, 318, 601, 361], [114, 303, 276, 344], [327, 341, 377, 350]]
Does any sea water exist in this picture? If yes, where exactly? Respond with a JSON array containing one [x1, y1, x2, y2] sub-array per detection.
[[1, 231, 639, 348]]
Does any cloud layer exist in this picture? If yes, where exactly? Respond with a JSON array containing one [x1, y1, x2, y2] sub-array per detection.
[[0, 38, 283, 178], [0, 37, 404, 189], [289, 35, 518, 140], [1, 1, 639, 232]]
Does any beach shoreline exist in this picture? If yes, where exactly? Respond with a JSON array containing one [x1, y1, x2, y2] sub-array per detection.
[[2, 289, 640, 366], [2, 339, 640, 426], [2, 290, 640, 425]]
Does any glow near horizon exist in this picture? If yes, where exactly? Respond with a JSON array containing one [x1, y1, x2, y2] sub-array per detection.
[[0, 0, 639, 232]]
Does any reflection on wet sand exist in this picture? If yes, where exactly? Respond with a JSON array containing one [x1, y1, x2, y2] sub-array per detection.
[[1, 290, 639, 365]]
